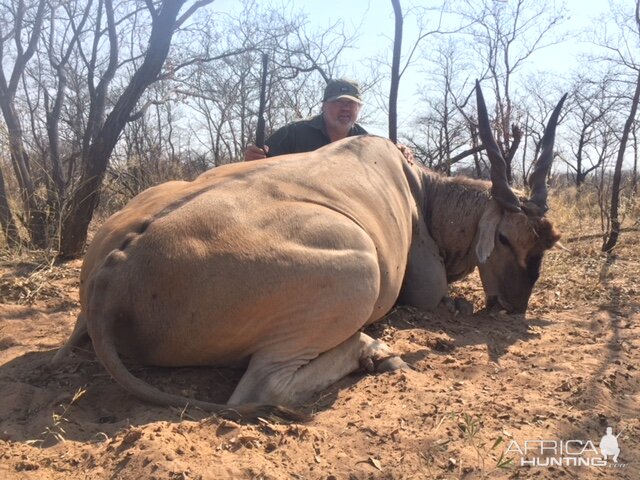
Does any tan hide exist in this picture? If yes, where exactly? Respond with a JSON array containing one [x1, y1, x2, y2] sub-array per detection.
[[65, 136, 422, 416]]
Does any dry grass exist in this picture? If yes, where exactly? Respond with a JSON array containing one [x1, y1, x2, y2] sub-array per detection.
[[539, 188, 639, 314], [0, 249, 79, 306]]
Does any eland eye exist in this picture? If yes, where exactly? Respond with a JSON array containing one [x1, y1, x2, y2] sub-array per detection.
[[498, 233, 511, 247]]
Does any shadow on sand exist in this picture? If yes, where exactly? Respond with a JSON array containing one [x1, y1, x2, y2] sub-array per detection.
[[0, 304, 553, 446]]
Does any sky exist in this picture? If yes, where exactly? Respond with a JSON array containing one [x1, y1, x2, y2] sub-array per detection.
[[211, 0, 617, 138], [295, 0, 613, 135], [298, 0, 610, 72]]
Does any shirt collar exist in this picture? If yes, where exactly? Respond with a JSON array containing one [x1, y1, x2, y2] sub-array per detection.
[[310, 114, 327, 136]]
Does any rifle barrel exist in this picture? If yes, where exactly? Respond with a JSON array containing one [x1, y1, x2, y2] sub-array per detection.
[[255, 53, 269, 148]]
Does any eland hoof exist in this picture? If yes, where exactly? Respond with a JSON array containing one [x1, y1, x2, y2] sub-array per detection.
[[376, 355, 409, 373]]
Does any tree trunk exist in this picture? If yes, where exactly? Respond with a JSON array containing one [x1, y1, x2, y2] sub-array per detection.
[[0, 0, 48, 248], [632, 121, 639, 194], [46, 75, 68, 201], [575, 135, 585, 187], [0, 167, 21, 247], [470, 121, 483, 178], [504, 124, 522, 185], [388, 0, 402, 144], [602, 68, 640, 252], [59, 1, 187, 259], [0, 98, 47, 247]]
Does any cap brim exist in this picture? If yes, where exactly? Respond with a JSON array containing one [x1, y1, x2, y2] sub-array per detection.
[[325, 95, 362, 104]]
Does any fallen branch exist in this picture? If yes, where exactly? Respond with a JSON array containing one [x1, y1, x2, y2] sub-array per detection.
[[565, 227, 640, 244]]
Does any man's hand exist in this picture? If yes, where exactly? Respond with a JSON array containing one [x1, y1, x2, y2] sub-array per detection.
[[396, 143, 415, 164], [245, 144, 269, 161]]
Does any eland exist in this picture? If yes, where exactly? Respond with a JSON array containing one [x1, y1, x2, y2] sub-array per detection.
[[54, 83, 566, 420]]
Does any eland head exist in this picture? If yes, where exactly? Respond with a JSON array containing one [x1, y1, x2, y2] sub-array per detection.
[[474, 81, 566, 313]]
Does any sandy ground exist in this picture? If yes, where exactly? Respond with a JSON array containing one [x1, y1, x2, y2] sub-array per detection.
[[0, 225, 638, 479]]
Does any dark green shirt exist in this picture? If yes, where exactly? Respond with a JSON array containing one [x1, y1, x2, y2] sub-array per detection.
[[265, 114, 367, 157]]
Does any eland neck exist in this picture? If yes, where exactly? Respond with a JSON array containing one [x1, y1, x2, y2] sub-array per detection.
[[419, 170, 493, 283]]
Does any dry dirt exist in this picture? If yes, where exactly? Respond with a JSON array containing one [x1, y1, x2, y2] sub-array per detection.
[[0, 196, 638, 479]]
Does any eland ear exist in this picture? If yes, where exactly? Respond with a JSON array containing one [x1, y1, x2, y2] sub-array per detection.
[[475, 201, 502, 263]]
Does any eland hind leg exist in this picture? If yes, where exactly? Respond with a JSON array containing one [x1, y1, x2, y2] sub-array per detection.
[[226, 244, 409, 406], [51, 313, 90, 364], [228, 331, 408, 406]]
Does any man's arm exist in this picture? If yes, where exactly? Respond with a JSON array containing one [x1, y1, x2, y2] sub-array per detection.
[[262, 123, 294, 157], [245, 123, 295, 161]]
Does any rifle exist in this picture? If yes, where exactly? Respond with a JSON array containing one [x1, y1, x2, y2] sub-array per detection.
[[255, 53, 269, 149]]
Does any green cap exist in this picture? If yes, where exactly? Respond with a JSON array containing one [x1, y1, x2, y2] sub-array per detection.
[[323, 78, 362, 103]]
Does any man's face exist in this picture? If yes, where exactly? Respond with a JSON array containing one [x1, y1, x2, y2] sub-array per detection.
[[323, 98, 361, 133]]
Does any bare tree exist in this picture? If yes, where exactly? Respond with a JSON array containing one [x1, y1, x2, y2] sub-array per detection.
[[459, 0, 566, 183], [112, 85, 188, 203], [0, 0, 357, 255], [0, 0, 48, 247], [602, 68, 640, 251], [589, 0, 640, 251], [354, 0, 469, 145], [515, 72, 555, 185], [564, 73, 619, 187], [632, 120, 639, 193], [0, 167, 19, 247], [177, 1, 356, 164], [42, 0, 93, 203], [58, 0, 214, 259], [410, 39, 476, 173]]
